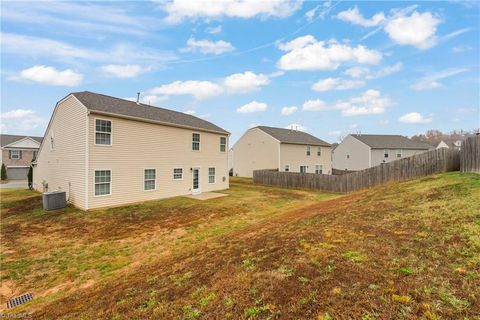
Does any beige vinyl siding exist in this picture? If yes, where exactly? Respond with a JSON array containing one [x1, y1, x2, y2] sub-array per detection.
[[232, 127, 279, 178], [33, 96, 87, 209], [88, 114, 228, 209], [280, 144, 332, 174], [370, 148, 429, 167], [332, 135, 371, 171]]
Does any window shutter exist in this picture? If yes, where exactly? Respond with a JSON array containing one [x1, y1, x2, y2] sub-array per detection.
[[9, 150, 11, 159], [19, 150, 22, 159]]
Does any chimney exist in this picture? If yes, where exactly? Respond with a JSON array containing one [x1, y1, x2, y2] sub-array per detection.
[[136, 92, 140, 104]]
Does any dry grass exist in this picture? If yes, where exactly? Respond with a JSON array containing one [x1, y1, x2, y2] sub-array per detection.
[[1, 173, 479, 319]]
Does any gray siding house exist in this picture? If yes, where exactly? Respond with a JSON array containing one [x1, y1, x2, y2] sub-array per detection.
[[333, 134, 434, 171]]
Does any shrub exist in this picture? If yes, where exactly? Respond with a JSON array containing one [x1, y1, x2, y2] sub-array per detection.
[[28, 166, 33, 189], [1, 163, 6, 181]]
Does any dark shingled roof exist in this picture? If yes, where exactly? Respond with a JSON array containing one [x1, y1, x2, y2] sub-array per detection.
[[257, 126, 331, 146], [72, 91, 229, 134], [351, 134, 433, 149], [1, 134, 43, 147]]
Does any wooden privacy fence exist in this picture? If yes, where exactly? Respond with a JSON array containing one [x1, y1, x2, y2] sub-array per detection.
[[460, 135, 480, 173], [253, 148, 461, 193]]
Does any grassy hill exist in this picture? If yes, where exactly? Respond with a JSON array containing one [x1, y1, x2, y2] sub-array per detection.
[[1, 173, 479, 319]]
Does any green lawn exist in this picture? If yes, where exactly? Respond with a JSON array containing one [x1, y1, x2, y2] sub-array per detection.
[[1, 173, 479, 319]]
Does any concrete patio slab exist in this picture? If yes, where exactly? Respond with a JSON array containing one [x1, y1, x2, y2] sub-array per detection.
[[184, 192, 228, 201]]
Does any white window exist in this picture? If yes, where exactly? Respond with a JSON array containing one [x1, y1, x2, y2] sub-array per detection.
[[144, 169, 156, 191], [317, 147, 321, 156], [208, 167, 215, 184], [94, 170, 111, 196], [95, 119, 112, 145], [173, 168, 183, 180], [33, 150, 38, 160], [306, 146, 311, 156], [220, 137, 227, 152], [300, 165, 308, 173], [192, 133, 200, 151], [9, 150, 21, 159], [384, 149, 389, 158], [396, 149, 402, 158], [284, 165, 290, 172], [315, 165, 323, 174], [346, 152, 350, 159]]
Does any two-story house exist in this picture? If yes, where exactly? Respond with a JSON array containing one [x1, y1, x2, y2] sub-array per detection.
[[33, 91, 229, 210], [232, 126, 332, 177], [333, 134, 434, 171], [1, 134, 43, 180]]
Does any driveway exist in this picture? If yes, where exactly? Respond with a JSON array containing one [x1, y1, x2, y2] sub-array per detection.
[[0, 180, 28, 189]]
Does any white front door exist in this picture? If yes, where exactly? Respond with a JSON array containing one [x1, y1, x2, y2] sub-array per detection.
[[192, 168, 200, 194]]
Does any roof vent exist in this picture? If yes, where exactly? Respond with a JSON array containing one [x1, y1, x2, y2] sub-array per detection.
[[136, 92, 140, 105]]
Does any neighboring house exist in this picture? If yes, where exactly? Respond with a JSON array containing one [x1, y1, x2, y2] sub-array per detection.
[[437, 139, 462, 150], [33, 91, 229, 210], [333, 134, 434, 171], [1, 134, 43, 180], [232, 126, 332, 177]]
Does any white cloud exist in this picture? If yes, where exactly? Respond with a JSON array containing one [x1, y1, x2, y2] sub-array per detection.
[[150, 80, 223, 99], [183, 110, 196, 115], [237, 101, 268, 113], [277, 36, 382, 71], [399, 112, 432, 124], [336, 6, 385, 27], [281, 106, 298, 115], [305, 5, 320, 22], [100, 64, 150, 78], [349, 123, 358, 129], [206, 25, 222, 34], [411, 68, 468, 91], [302, 99, 328, 111], [1, 33, 177, 64], [161, 0, 303, 23], [344, 62, 403, 80], [336, 89, 393, 116], [385, 11, 441, 49], [312, 77, 365, 92], [0, 109, 47, 135], [285, 123, 307, 132], [224, 71, 270, 93], [16, 65, 83, 86], [182, 37, 235, 55], [328, 130, 342, 136]]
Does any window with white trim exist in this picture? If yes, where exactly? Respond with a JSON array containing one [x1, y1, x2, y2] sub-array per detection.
[[317, 146, 321, 156], [306, 146, 311, 156], [220, 137, 226, 152], [396, 149, 402, 158], [94, 170, 111, 196], [95, 119, 112, 145], [384, 149, 389, 158], [9, 150, 21, 160], [173, 168, 183, 180], [208, 167, 215, 184], [315, 165, 323, 174], [284, 165, 290, 172], [192, 133, 200, 151], [144, 169, 156, 191], [33, 150, 38, 160], [300, 165, 308, 173]]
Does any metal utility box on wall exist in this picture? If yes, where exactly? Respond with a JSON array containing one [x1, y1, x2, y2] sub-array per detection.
[[42, 191, 67, 210]]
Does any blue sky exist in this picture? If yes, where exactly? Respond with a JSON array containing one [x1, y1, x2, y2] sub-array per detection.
[[1, 1, 479, 144]]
